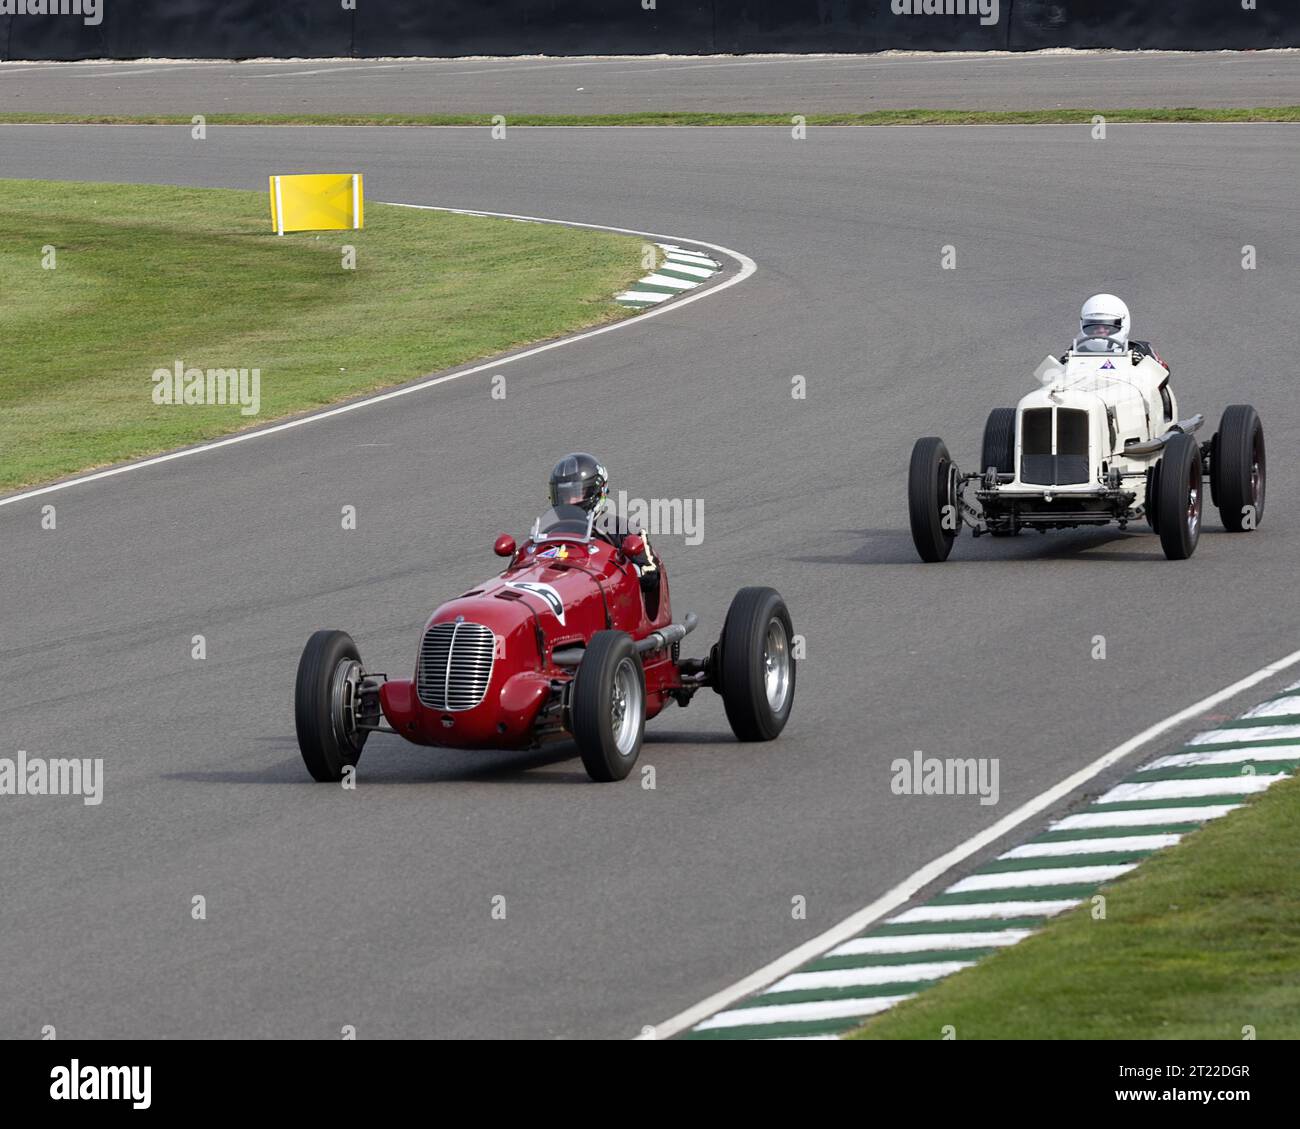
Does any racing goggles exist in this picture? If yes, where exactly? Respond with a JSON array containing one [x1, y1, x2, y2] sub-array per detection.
[[1081, 319, 1121, 337]]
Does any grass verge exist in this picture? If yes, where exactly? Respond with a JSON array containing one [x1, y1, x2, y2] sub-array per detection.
[[0, 179, 646, 491], [0, 108, 1297, 127], [850, 773, 1300, 1040]]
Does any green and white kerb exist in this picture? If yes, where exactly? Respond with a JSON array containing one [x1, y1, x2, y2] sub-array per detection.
[[681, 680, 1300, 1040], [616, 244, 722, 308]]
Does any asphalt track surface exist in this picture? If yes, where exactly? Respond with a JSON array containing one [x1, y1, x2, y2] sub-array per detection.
[[1, 122, 1298, 1039], [2, 50, 1299, 114]]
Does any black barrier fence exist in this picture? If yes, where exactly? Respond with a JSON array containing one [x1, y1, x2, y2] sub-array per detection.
[[1, 1, 1296, 61]]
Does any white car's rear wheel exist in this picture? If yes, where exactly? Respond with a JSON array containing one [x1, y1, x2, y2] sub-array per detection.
[[980, 409, 1019, 537], [1213, 404, 1265, 533], [980, 408, 1016, 475]]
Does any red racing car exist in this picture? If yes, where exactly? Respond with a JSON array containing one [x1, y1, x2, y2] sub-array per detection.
[[294, 504, 795, 782]]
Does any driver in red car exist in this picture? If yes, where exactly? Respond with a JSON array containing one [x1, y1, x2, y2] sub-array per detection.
[[548, 452, 661, 601]]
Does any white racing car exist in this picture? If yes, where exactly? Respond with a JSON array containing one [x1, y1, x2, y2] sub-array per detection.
[[908, 297, 1266, 562]]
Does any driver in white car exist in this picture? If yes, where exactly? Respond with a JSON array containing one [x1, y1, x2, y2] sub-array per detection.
[[1068, 293, 1169, 372]]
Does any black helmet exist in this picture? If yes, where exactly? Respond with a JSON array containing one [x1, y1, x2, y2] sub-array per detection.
[[548, 453, 608, 514]]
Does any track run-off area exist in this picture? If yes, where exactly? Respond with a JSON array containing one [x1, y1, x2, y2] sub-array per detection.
[[0, 121, 1297, 1038]]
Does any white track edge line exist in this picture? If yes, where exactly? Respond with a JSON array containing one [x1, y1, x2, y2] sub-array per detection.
[[641, 644, 1300, 1040], [0, 203, 756, 509]]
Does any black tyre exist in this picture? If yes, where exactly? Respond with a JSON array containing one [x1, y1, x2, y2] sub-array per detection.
[[295, 629, 369, 782], [719, 586, 796, 742], [1212, 404, 1265, 533], [571, 631, 645, 782], [980, 408, 1016, 475], [908, 436, 959, 563], [1155, 433, 1203, 561], [1208, 430, 1220, 509], [1145, 460, 1162, 533], [981, 408, 1020, 536]]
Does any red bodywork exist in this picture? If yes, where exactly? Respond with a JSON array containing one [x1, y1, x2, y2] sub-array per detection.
[[379, 532, 680, 749]]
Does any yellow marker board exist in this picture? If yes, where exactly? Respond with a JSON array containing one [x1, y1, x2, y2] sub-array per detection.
[[269, 173, 364, 235]]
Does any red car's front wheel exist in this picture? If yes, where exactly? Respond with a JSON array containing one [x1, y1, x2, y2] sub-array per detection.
[[571, 631, 645, 782], [295, 629, 369, 782]]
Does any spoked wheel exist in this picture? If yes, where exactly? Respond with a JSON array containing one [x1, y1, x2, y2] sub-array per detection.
[[571, 631, 645, 782], [1213, 404, 1265, 532], [719, 586, 796, 742], [908, 437, 960, 562], [295, 629, 369, 781], [1156, 433, 1203, 561]]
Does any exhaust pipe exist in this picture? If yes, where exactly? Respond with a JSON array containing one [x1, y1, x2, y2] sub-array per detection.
[[635, 612, 699, 655], [551, 613, 700, 666], [1124, 413, 1205, 456]]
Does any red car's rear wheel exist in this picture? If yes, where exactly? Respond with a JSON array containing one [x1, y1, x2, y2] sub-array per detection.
[[719, 586, 795, 742]]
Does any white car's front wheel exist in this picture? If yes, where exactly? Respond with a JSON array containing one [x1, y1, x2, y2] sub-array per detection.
[[1156, 434, 1203, 561], [908, 436, 959, 563]]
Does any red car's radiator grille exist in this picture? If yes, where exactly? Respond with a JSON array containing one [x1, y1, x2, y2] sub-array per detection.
[[416, 621, 495, 711]]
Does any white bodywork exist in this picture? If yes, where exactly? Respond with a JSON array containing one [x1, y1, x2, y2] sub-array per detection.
[[1001, 349, 1174, 506], [906, 334, 1262, 563], [969, 345, 1188, 532]]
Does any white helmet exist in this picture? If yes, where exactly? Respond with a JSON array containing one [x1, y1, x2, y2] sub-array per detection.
[[1079, 293, 1131, 347]]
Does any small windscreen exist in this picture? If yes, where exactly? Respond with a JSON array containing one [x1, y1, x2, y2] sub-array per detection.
[[530, 504, 595, 543], [1072, 334, 1126, 355]]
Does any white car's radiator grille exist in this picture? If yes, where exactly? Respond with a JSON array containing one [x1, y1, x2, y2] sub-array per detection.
[[1021, 407, 1090, 485], [416, 621, 495, 711]]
